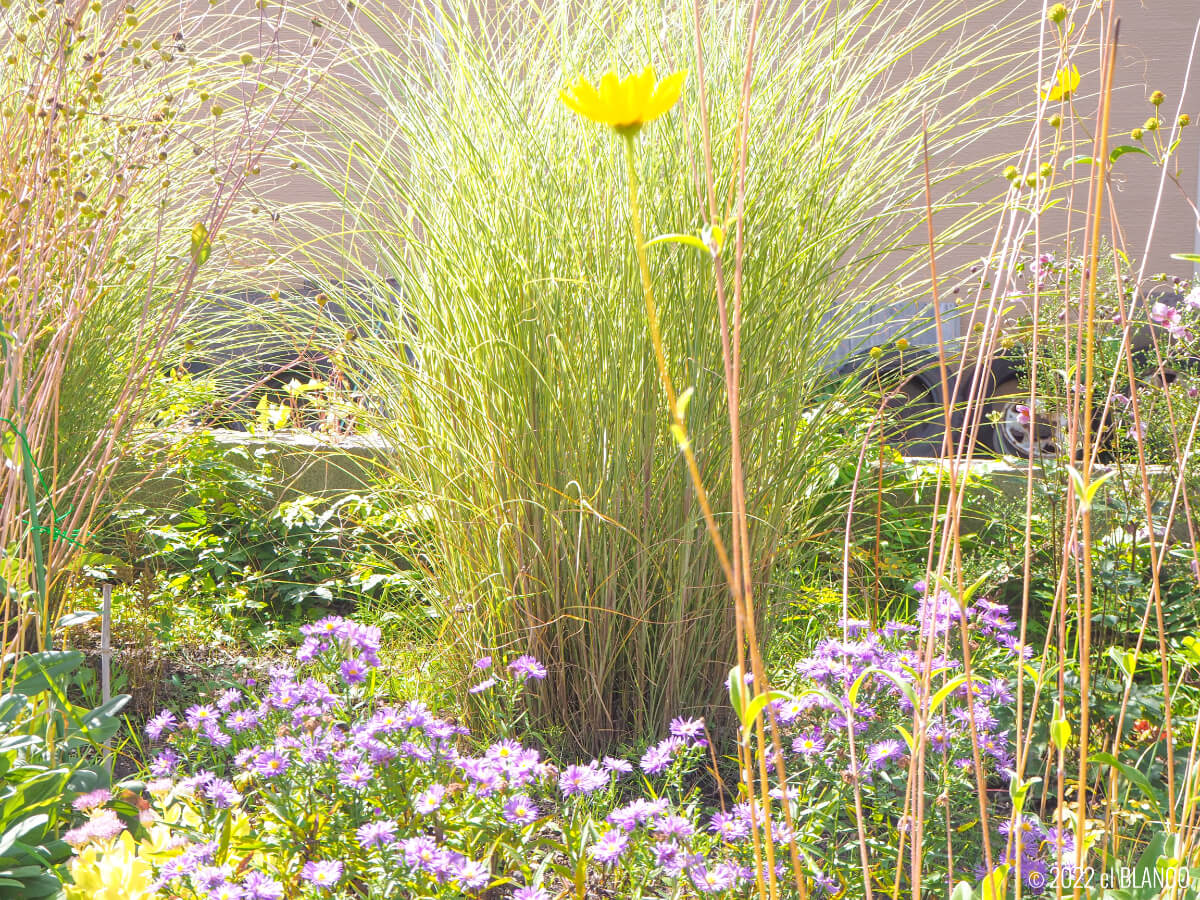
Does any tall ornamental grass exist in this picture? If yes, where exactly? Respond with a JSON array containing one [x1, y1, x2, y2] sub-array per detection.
[[301, 0, 1036, 750], [0, 0, 339, 659]]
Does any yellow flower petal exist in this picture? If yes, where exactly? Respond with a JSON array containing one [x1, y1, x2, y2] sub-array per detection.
[[559, 66, 688, 133], [1041, 64, 1080, 102], [646, 68, 688, 122]]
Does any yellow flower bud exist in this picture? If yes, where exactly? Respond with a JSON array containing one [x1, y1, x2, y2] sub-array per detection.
[[1144, 117, 1159, 132], [1150, 90, 1165, 106], [1180, 114, 1191, 128], [1047, 3, 1068, 24], [1047, 113, 1062, 128]]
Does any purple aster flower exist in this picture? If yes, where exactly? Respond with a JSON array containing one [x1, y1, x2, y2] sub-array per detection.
[[474, 656, 492, 669], [691, 861, 737, 892], [502, 794, 539, 826], [215, 688, 242, 711], [640, 737, 683, 775], [184, 704, 219, 731], [606, 797, 668, 832], [559, 762, 607, 796], [653, 814, 695, 839], [145, 710, 177, 741], [340, 656, 369, 685], [987, 677, 1015, 704], [868, 739, 904, 769], [301, 860, 343, 890], [927, 722, 951, 753], [589, 829, 629, 865], [253, 750, 289, 778], [242, 871, 285, 900], [710, 810, 750, 841], [194, 865, 234, 893], [654, 841, 688, 876], [792, 728, 825, 758], [357, 819, 398, 849], [468, 677, 497, 694], [669, 716, 706, 742], [414, 783, 447, 813], [150, 748, 180, 777], [339, 762, 374, 790], [455, 858, 490, 890], [209, 883, 245, 900], [603, 756, 632, 774], [203, 778, 241, 808], [225, 708, 260, 733], [513, 888, 550, 900], [401, 836, 440, 869], [508, 655, 547, 680]]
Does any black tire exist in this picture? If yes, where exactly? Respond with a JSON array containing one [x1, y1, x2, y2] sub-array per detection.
[[981, 378, 1073, 458]]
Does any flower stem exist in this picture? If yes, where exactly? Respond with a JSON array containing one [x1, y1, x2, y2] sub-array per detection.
[[620, 135, 734, 591]]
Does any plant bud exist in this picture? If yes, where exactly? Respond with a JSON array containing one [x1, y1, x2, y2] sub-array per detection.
[[1002, 165, 1019, 181], [1131, 127, 1144, 140], [1180, 114, 1191, 128], [1039, 162, 1052, 178], [1150, 90, 1165, 106], [1047, 2, 1067, 23], [1047, 113, 1062, 128], [1144, 117, 1159, 132]]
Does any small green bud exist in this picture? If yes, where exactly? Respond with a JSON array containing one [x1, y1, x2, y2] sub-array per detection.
[[895, 338, 910, 351], [1039, 162, 1053, 178], [1144, 117, 1159, 132], [1002, 165, 1019, 181], [1047, 3, 1067, 24], [124, 13, 138, 26], [210, 104, 224, 117], [1131, 127, 1144, 140], [6, 275, 18, 288], [1024, 174, 1038, 188], [1150, 90, 1165, 106], [240, 52, 253, 66], [1180, 114, 1191, 128], [1047, 112, 1062, 128], [868, 346, 883, 360]]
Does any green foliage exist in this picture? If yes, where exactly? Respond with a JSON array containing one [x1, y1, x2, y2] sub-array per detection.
[[299, 0, 1035, 752], [0, 650, 129, 898], [103, 433, 427, 632]]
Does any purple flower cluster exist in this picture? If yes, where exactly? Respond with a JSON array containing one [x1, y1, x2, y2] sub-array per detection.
[[989, 816, 1078, 894]]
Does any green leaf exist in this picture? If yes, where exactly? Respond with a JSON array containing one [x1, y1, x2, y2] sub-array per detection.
[[739, 690, 789, 731], [1171, 252, 1200, 263], [9, 651, 83, 696], [950, 880, 975, 900], [1091, 751, 1164, 816], [644, 233, 710, 254], [1068, 155, 1097, 166], [929, 675, 969, 715], [727, 668, 746, 724], [1066, 465, 1115, 513], [979, 863, 1009, 900], [190, 221, 212, 266], [1051, 717, 1071, 752], [1109, 144, 1150, 162], [1009, 775, 1042, 810]]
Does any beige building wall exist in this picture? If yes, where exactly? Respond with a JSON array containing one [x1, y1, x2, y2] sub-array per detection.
[[257, 1, 1200, 290]]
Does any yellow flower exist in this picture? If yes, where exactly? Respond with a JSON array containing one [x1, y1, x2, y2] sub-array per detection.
[[1041, 65, 1080, 102], [560, 66, 687, 135], [65, 831, 159, 900]]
